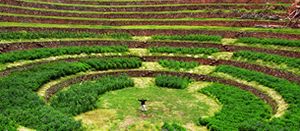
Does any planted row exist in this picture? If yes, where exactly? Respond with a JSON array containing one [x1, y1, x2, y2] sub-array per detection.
[[0, 57, 142, 130], [155, 75, 191, 89], [215, 65, 300, 130], [236, 37, 300, 47], [0, 45, 128, 64], [80, 57, 142, 70], [149, 46, 219, 55], [159, 59, 199, 70], [199, 83, 272, 130], [0, 31, 132, 41], [233, 51, 300, 69], [0, 62, 87, 131], [51, 75, 134, 115], [152, 34, 222, 42]]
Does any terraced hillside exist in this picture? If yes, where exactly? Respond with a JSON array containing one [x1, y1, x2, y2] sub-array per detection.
[[0, 0, 300, 130]]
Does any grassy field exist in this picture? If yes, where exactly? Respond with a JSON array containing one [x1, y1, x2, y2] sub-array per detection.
[[0, 0, 300, 130]]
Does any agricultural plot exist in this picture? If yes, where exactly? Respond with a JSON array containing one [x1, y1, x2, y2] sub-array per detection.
[[0, 0, 300, 130]]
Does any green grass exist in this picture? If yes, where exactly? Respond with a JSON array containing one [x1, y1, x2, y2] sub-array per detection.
[[90, 85, 214, 130], [1, 22, 298, 35]]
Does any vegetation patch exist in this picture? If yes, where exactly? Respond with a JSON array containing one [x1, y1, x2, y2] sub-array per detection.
[[158, 59, 199, 70], [152, 34, 222, 42], [233, 51, 300, 69], [155, 75, 192, 89], [236, 37, 300, 47], [0, 31, 132, 41], [215, 65, 300, 130], [149, 46, 219, 55], [51, 75, 134, 115], [0, 45, 128, 64], [199, 83, 272, 130]]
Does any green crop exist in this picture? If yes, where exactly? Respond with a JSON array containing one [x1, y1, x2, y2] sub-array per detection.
[[233, 51, 300, 69], [236, 37, 300, 47], [200, 83, 272, 130], [155, 75, 191, 89], [51, 75, 134, 115], [215, 65, 300, 130], [152, 34, 222, 42], [0, 31, 132, 41], [149, 47, 219, 55], [0, 45, 128, 64], [159, 59, 199, 70]]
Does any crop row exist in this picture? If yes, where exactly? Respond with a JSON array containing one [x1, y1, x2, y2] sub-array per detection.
[[158, 59, 199, 70], [43, 0, 290, 7], [152, 34, 222, 42], [0, 6, 256, 19], [0, 31, 132, 41], [0, 15, 289, 28], [199, 83, 272, 130], [152, 34, 300, 48], [215, 65, 300, 130], [2, 31, 299, 49], [1, 26, 299, 40], [236, 37, 300, 47], [149, 46, 219, 55], [50, 75, 134, 115], [1, 48, 298, 85], [0, 57, 142, 130], [2, 0, 287, 12], [233, 51, 300, 69], [0, 45, 128, 64], [1, 37, 299, 58], [155, 75, 192, 89]]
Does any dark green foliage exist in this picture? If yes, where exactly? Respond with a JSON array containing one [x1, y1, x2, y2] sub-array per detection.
[[158, 59, 199, 70], [149, 47, 219, 55], [80, 57, 142, 70], [200, 83, 272, 130], [0, 62, 86, 131], [152, 34, 222, 42], [6, 62, 91, 91], [0, 114, 17, 131], [162, 122, 187, 131], [0, 31, 132, 40], [155, 75, 191, 89], [50, 75, 134, 115], [198, 117, 209, 126], [0, 57, 142, 130], [215, 65, 300, 130], [236, 37, 300, 47], [233, 51, 300, 69], [0, 45, 128, 64]]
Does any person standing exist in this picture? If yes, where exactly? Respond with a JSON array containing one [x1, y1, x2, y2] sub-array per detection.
[[138, 99, 147, 112]]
